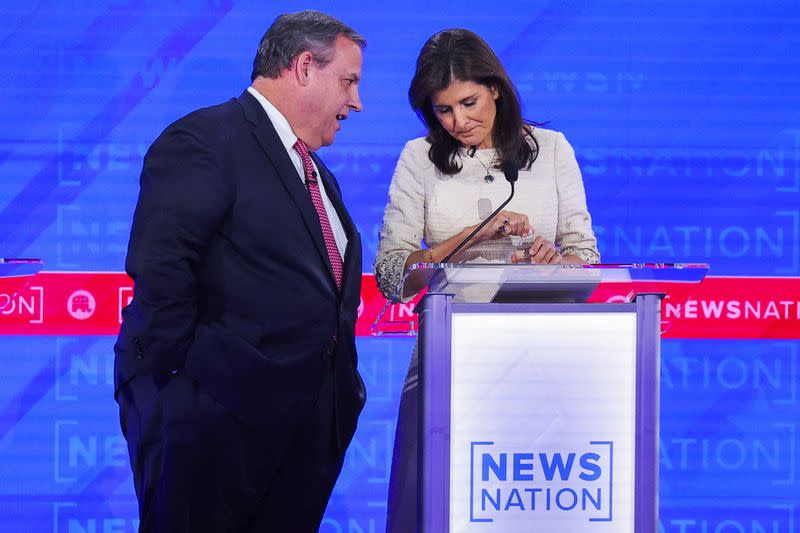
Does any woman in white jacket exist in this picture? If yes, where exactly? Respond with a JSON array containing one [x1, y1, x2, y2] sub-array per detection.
[[374, 28, 600, 531]]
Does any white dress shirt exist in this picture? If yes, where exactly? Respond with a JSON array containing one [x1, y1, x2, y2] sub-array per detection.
[[247, 86, 348, 259]]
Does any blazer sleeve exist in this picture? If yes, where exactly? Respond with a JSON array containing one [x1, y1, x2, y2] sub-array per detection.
[[373, 141, 426, 301], [119, 113, 235, 377], [553, 132, 601, 264]]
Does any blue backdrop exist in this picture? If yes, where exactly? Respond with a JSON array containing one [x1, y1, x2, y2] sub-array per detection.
[[1, 1, 798, 531]]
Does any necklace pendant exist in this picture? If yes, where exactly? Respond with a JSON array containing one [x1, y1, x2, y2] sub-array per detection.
[[484, 174, 494, 183]]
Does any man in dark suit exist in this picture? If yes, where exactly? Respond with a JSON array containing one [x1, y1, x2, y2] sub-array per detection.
[[114, 11, 366, 532]]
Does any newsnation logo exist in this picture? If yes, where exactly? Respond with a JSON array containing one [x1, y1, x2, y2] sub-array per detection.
[[469, 441, 613, 524]]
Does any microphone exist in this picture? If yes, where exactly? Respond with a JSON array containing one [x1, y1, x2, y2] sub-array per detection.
[[467, 145, 477, 157], [441, 160, 519, 263]]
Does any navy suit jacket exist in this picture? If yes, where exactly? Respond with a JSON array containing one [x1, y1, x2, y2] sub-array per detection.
[[114, 90, 365, 453]]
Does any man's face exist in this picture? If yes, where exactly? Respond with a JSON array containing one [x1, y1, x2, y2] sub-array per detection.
[[305, 36, 363, 150]]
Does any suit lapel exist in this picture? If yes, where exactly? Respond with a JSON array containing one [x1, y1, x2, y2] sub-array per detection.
[[313, 155, 361, 293], [238, 91, 335, 286], [312, 154, 356, 236]]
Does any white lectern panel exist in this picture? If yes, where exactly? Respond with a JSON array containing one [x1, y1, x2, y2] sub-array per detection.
[[450, 312, 637, 533]]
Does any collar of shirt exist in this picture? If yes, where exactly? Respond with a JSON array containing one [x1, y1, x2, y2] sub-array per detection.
[[246, 86, 300, 155], [246, 86, 322, 187], [245, 87, 349, 258]]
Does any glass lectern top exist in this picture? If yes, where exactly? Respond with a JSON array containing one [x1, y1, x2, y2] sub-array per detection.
[[0, 258, 43, 312], [0, 258, 44, 278], [372, 262, 709, 336], [400, 262, 708, 303]]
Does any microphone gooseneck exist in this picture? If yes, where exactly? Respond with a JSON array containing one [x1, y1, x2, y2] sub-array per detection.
[[440, 160, 520, 264]]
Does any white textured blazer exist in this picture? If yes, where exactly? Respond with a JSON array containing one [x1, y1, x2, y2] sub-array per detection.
[[374, 128, 600, 299]]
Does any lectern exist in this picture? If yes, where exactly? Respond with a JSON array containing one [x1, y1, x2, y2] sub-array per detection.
[[388, 263, 708, 533]]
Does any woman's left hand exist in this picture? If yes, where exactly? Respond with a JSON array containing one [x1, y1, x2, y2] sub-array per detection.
[[511, 236, 562, 264]]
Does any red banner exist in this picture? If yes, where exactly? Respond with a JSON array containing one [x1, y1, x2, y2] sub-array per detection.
[[655, 276, 800, 339], [0, 272, 798, 339]]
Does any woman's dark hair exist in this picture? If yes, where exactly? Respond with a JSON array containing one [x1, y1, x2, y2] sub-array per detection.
[[408, 28, 539, 175]]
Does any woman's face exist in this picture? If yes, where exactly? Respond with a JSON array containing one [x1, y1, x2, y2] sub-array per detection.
[[431, 79, 499, 149]]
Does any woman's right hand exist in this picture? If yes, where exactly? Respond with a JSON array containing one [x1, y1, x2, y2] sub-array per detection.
[[467, 210, 532, 243]]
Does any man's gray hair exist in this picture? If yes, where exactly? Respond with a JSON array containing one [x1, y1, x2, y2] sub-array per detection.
[[251, 10, 366, 81]]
